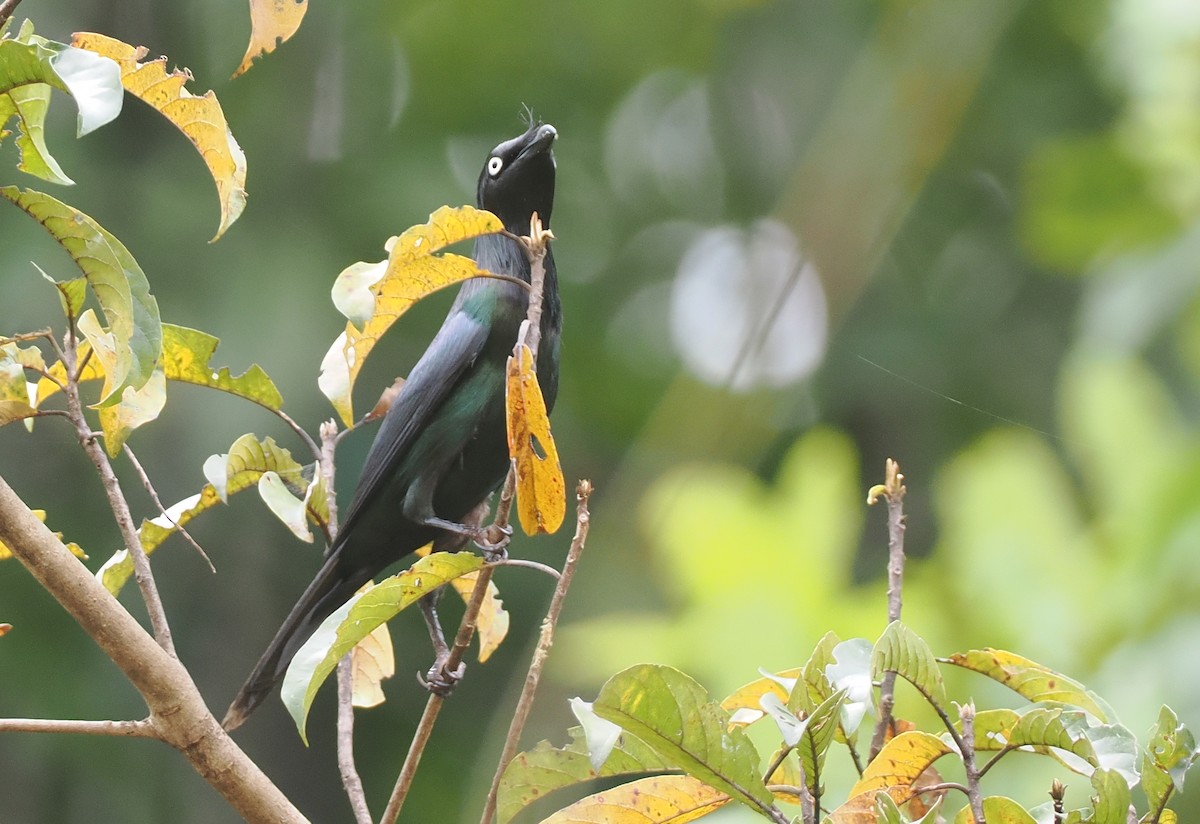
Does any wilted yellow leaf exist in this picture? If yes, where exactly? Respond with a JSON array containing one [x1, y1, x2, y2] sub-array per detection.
[[71, 33, 248, 241], [233, 0, 309, 79], [0, 623, 11, 638], [350, 620, 395, 708], [505, 342, 565, 535], [541, 775, 730, 824], [318, 205, 504, 426]]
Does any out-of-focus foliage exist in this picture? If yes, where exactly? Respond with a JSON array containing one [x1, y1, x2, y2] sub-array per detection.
[[3, 0, 1200, 822]]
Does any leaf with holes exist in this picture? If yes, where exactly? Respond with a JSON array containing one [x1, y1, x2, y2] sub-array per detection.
[[71, 33, 246, 240], [592, 664, 774, 816], [506, 341, 564, 535], [318, 205, 504, 425], [1142, 705, 1198, 818]]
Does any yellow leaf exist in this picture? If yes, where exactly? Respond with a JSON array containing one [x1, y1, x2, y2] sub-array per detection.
[[0, 509, 86, 561], [451, 570, 509, 662], [71, 33, 248, 241], [0, 623, 11, 637], [541, 775, 730, 824], [233, 0, 309, 78], [721, 668, 803, 727], [505, 342, 565, 535], [840, 731, 952, 810], [350, 620, 395, 709], [318, 205, 504, 426]]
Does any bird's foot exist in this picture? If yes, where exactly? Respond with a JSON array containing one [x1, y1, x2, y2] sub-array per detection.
[[418, 653, 466, 696], [475, 523, 512, 562]]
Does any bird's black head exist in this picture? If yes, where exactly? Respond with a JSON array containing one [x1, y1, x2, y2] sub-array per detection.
[[477, 122, 557, 234]]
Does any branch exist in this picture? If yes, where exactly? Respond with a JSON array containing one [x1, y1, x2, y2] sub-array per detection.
[[867, 458, 906, 761], [336, 657, 372, 824], [60, 342, 175, 655], [959, 702, 986, 824], [480, 480, 592, 824], [0, 717, 154, 737], [0, 474, 309, 823], [0, 0, 22, 30]]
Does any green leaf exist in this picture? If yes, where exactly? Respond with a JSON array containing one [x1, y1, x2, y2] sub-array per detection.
[[1142, 705, 1198, 817], [0, 23, 122, 182], [872, 620, 948, 710], [497, 725, 675, 824], [951, 796, 1037, 824], [592, 664, 775, 816], [963, 704, 1138, 785], [791, 630, 841, 714], [1090, 767, 1132, 824], [795, 689, 848, 802], [159, 324, 283, 410], [281, 551, 484, 744], [941, 648, 1111, 721], [0, 187, 160, 403], [39, 268, 86, 322]]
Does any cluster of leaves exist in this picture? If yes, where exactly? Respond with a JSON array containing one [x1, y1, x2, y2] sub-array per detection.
[[498, 622, 1198, 823], [1, 15, 564, 733]]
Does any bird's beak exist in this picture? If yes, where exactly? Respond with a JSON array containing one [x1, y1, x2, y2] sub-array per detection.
[[519, 124, 557, 159]]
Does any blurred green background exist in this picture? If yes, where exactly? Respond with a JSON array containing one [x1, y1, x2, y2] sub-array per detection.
[[3, 0, 1200, 821]]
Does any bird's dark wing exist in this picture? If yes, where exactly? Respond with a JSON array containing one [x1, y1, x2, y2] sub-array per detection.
[[333, 305, 490, 545]]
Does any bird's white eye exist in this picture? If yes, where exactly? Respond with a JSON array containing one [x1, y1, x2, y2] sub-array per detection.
[[487, 156, 504, 176]]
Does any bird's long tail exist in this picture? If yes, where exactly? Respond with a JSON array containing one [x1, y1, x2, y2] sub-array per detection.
[[223, 555, 364, 730]]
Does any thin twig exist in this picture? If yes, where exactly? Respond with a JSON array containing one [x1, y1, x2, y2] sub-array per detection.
[[123, 445, 214, 573], [0, 0, 22, 32], [959, 702, 986, 824], [481, 480, 592, 824], [336, 657, 372, 824], [0, 717, 155, 737], [913, 781, 970, 797], [867, 459, 906, 762], [276, 408, 322, 463], [845, 736, 865, 776], [60, 342, 175, 655], [494, 557, 561, 579]]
